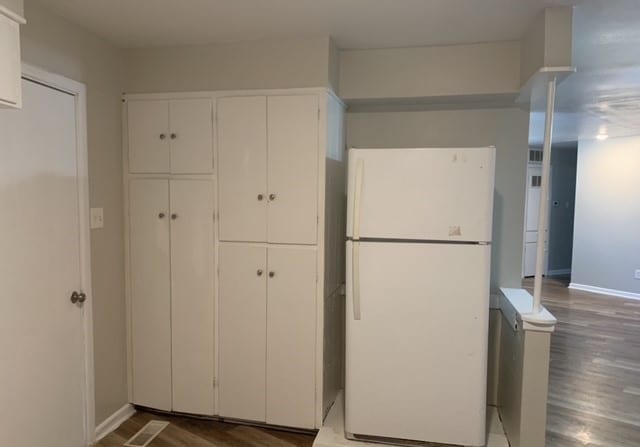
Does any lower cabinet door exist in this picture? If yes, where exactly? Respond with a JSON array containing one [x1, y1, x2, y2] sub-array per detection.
[[170, 180, 215, 414], [266, 246, 317, 428], [129, 179, 172, 410], [218, 243, 267, 422]]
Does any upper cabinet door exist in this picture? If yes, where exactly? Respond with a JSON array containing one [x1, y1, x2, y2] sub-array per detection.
[[0, 14, 21, 108], [169, 99, 213, 174], [218, 243, 268, 422], [128, 100, 170, 173], [169, 180, 215, 415], [267, 95, 319, 245], [217, 96, 268, 242], [266, 246, 317, 429], [128, 179, 172, 411]]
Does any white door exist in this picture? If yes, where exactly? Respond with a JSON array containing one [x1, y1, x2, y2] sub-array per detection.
[[170, 180, 215, 415], [218, 243, 267, 422], [128, 100, 170, 173], [267, 95, 319, 244], [217, 96, 268, 242], [169, 99, 213, 174], [0, 79, 88, 446], [129, 179, 172, 410], [523, 164, 549, 276], [266, 246, 317, 429], [346, 148, 495, 242], [345, 241, 489, 446]]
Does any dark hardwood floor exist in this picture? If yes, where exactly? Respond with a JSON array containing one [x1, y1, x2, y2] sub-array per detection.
[[523, 277, 640, 446], [96, 411, 315, 447]]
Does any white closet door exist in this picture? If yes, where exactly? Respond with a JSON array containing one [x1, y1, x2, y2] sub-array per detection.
[[266, 246, 317, 428], [217, 96, 267, 242], [169, 99, 213, 174], [267, 95, 319, 245], [218, 243, 267, 422], [170, 180, 215, 415], [129, 179, 172, 410], [128, 100, 170, 173]]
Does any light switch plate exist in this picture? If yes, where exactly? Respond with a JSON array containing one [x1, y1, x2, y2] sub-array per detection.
[[90, 208, 104, 229]]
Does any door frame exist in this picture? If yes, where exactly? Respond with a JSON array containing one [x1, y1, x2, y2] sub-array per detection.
[[21, 63, 95, 445]]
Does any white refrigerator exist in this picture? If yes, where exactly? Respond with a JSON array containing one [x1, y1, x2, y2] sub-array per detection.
[[345, 147, 496, 446]]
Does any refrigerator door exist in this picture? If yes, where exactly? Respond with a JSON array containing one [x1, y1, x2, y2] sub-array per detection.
[[345, 240, 490, 446], [346, 148, 495, 242]]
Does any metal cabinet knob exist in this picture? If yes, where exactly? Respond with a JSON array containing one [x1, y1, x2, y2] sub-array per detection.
[[158, 212, 165, 219], [171, 213, 178, 220], [269, 271, 275, 278], [269, 193, 276, 201], [70, 291, 87, 304], [160, 134, 166, 140], [170, 133, 177, 140], [257, 269, 263, 276], [257, 194, 264, 201]]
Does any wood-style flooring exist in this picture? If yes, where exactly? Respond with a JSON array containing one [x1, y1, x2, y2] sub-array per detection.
[[95, 411, 314, 447], [523, 277, 640, 447]]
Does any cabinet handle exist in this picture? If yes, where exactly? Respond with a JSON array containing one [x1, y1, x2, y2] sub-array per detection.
[[158, 212, 165, 219], [171, 213, 178, 220], [159, 133, 166, 140], [257, 269, 263, 276], [170, 133, 177, 140], [257, 194, 264, 201], [269, 271, 275, 278], [269, 193, 276, 201]]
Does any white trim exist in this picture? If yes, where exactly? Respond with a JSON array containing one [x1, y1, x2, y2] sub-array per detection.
[[0, 5, 26, 24], [21, 63, 96, 445], [95, 404, 136, 441], [569, 283, 640, 301], [547, 268, 571, 277]]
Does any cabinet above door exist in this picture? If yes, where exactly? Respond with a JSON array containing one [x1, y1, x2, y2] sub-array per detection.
[[127, 98, 213, 174]]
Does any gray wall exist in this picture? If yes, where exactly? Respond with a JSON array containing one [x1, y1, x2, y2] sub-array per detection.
[[21, 0, 127, 425], [572, 137, 640, 294], [346, 107, 530, 290], [548, 145, 577, 273], [0, 0, 23, 16]]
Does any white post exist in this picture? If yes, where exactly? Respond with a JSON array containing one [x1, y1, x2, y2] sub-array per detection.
[[533, 76, 557, 314]]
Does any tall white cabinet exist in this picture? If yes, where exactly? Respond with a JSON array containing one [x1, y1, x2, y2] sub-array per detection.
[[124, 89, 345, 430]]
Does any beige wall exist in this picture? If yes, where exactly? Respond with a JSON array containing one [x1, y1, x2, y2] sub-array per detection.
[[124, 36, 332, 93], [0, 0, 23, 16], [21, 0, 127, 425], [339, 41, 521, 101], [346, 107, 529, 290]]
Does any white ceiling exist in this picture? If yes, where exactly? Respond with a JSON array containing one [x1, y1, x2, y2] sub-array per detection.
[[35, 0, 553, 49]]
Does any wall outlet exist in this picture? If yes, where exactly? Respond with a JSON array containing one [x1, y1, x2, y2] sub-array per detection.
[[635, 269, 640, 280], [90, 208, 104, 229]]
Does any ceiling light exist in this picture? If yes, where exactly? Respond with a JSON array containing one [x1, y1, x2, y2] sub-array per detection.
[[596, 133, 609, 141]]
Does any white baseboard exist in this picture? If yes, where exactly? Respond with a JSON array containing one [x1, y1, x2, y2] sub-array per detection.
[[548, 268, 571, 276], [569, 283, 640, 301], [95, 403, 135, 441]]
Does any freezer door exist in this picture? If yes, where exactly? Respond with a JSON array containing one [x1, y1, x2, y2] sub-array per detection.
[[345, 241, 490, 446], [346, 148, 495, 242]]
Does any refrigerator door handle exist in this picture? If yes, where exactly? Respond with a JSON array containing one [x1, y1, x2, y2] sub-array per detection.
[[353, 241, 361, 320], [352, 158, 364, 240]]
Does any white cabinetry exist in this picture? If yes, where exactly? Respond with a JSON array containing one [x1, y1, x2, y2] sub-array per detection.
[[0, 8, 25, 108], [127, 98, 213, 174], [128, 178, 214, 414]]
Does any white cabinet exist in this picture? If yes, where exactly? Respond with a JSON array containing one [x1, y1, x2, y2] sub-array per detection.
[[217, 94, 319, 245], [0, 10, 24, 108], [218, 243, 316, 428], [129, 179, 214, 414], [127, 98, 213, 174]]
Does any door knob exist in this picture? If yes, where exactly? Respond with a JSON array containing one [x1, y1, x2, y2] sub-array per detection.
[[257, 269, 263, 276], [269, 193, 276, 201], [70, 291, 87, 304], [257, 194, 264, 201], [269, 271, 275, 278], [158, 212, 165, 219], [170, 133, 177, 140], [171, 213, 178, 220], [159, 133, 166, 140]]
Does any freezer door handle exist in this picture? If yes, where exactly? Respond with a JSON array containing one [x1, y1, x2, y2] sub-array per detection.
[[352, 241, 361, 320], [352, 158, 364, 240]]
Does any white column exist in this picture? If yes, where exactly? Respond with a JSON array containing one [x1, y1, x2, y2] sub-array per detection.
[[532, 76, 557, 314]]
